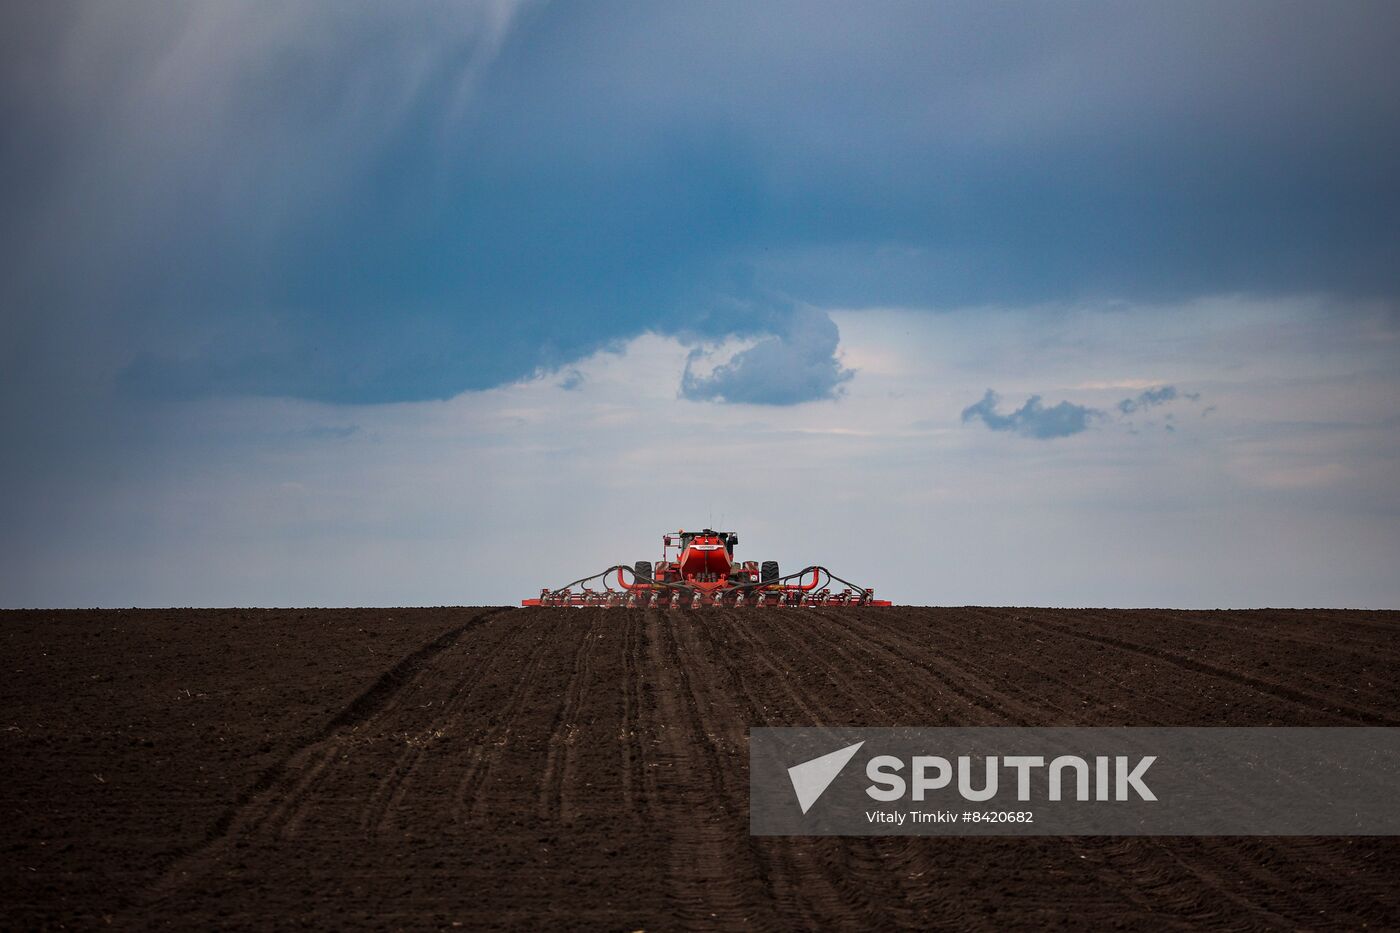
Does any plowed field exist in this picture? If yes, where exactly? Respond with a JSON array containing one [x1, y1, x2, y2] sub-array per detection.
[[4, 607, 1399, 929]]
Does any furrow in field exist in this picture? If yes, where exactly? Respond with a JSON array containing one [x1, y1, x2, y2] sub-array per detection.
[[618, 608, 648, 815], [1021, 611, 1400, 725], [753, 611, 927, 723], [356, 613, 522, 839], [1083, 608, 1400, 710], [451, 622, 555, 823], [644, 611, 781, 930], [942, 607, 1196, 725], [141, 608, 504, 904], [827, 610, 1038, 724], [536, 612, 599, 821], [1132, 609, 1400, 662], [693, 611, 899, 928], [840, 609, 1333, 927]]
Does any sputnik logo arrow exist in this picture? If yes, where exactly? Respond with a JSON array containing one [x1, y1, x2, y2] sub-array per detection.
[[787, 741, 865, 814]]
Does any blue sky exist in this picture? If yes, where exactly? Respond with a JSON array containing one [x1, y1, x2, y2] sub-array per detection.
[[2, 1, 1398, 607]]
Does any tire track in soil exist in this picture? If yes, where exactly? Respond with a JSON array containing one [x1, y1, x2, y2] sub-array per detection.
[[140, 607, 510, 904], [724, 612, 847, 723], [1159, 838, 1373, 929], [1127, 609, 1400, 664], [710, 609, 1392, 928], [752, 611, 915, 722], [817, 607, 1069, 723], [536, 611, 599, 821], [618, 608, 647, 815], [292, 611, 525, 840], [681, 615, 829, 929], [945, 608, 1204, 726], [451, 621, 555, 823], [695, 612, 894, 929], [678, 618, 808, 928], [718, 611, 939, 928], [828, 609, 1054, 725], [1223, 609, 1400, 636], [630, 610, 653, 816], [729, 609, 977, 928], [937, 608, 1384, 927], [356, 612, 524, 840], [813, 609, 1318, 927], [1072, 832, 1361, 930], [1074, 608, 1400, 713], [761, 610, 1168, 927], [800, 610, 1144, 928], [1019, 611, 1400, 725], [983, 608, 1369, 926], [645, 611, 778, 930], [909, 607, 1177, 726]]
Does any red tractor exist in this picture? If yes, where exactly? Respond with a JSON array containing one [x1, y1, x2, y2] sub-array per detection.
[[522, 528, 892, 608]]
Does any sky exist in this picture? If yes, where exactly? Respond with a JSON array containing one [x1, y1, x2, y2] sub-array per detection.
[[2, 1, 1398, 608]]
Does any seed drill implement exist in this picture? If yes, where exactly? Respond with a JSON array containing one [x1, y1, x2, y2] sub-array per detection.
[[522, 528, 892, 608]]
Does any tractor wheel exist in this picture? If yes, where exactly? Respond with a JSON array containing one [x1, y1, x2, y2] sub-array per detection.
[[634, 560, 653, 582], [761, 560, 780, 584]]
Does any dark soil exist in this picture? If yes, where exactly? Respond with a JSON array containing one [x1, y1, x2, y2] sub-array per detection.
[[3, 606, 1398, 929]]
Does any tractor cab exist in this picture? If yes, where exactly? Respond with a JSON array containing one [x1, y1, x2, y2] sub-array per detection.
[[667, 528, 737, 582], [674, 528, 737, 555]]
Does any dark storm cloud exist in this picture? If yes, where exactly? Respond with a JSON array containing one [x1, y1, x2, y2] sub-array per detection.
[[961, 390, 1102, 440], [3, 0, 1400, 408], [679, 308, 853, 405]]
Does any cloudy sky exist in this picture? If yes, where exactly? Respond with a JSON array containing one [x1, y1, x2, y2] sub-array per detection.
[[3, 1, 1398, 608]]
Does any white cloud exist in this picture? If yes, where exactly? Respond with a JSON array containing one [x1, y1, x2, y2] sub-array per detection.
[[679, 307, 854, 405]]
